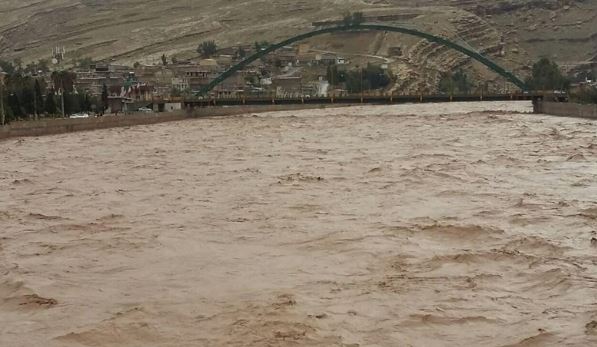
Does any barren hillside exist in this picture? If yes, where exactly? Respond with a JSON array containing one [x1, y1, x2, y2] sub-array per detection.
[[0, 0, 595, 89]]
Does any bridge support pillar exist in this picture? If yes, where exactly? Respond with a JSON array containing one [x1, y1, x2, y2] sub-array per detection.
[[532, 98, 542, 114]]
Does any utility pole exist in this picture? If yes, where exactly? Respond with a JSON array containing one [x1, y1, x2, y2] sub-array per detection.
[[55, 71, 66, 117], [61, 88, 65, 118], [360, 66, 364, 102], [34, 71, 42, 121], [331, 66, 335, 100], [0, 73, 5, 126], [33, 79, 37, 121]]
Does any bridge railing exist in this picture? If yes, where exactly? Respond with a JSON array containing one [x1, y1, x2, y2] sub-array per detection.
[[180, 93, 545, 108]]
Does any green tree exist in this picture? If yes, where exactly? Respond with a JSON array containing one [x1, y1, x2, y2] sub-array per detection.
[[7, 92, 23, 119], [78, 57, 94, 69], [51, 71, 76, 92], [101, 83, 109, 112], [198, 40, 218, 58], [21, 81, 35, 116], [63, 91, 88, 115], [34, 79, 44, 114], [570, 69, 595, 84], [326, 64, 334, 84], [254, 41, 271, 62], [364, 64, 390, 89], [24, 62, 38, 75], [244, 75, 259, 86], [352, 12, 365, 25], [345, 71, 361, 92], [3, 97, 14, 122], [170, 87, 182, 97], [13, 58, 22, 71], [342, 11, 352, 26], [88, 95, 101, 113], [572, 86, 597, 104], [345, 64, 391, 92], [21, 60, 50, 75], [63, 92, 78, 115], [0, 60, 15, 74], [326, 64, 346, 85], [255, 41, 271, 62], [439, 69, 472, 94], [525, 57, 570, 91], [254, 41, 270, 52], [1, 72, 51, 118], [439, 73, 456, 94], [342, 11, 365, 27], [80, 93, 92, 112], [45, 90, 57, 115], [235, 47, 247, 60], [37, 59, 50, 73]]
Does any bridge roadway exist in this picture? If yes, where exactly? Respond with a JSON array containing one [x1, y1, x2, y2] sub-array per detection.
[[183, 93, 550, 108]]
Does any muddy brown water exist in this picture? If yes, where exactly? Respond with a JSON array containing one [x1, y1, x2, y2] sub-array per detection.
[[1, 102, 596, 346]]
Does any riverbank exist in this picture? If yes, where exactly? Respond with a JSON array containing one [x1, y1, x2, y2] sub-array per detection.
[[536, 101, 597, 119], [0, 104, 355, 141], [8, 100, 597, 141]]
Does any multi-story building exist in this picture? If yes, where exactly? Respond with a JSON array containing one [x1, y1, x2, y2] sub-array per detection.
[[171, 77, 190, 92], [74, 63, 129, 96]]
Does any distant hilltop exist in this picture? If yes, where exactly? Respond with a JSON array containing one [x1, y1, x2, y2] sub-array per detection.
[[0, 0, 594, 90]]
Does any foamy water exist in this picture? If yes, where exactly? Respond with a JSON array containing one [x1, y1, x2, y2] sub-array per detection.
[[1, 101, 596, 346]]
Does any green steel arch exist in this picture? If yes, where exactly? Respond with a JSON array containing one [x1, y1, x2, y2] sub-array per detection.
[[199, 23, 527, 95]]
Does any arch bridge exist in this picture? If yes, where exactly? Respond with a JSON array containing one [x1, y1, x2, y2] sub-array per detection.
[[198, 23, 528, 96]]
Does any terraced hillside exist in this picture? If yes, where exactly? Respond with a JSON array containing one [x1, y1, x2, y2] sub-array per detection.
[[0, 0, 595, 91]]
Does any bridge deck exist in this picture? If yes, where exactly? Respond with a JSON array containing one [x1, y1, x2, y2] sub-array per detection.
[[182, 93, 549, 108]]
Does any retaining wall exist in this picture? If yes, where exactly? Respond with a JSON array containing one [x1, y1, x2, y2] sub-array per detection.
[[0, 112, 187, 140], [535, 101, 597, 119], [0, 104, 347, 141]]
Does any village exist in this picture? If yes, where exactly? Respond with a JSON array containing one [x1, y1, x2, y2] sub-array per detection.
[[93, 42, 355, 113], [1, 40, 395, 119], [0, 33, 595, 122]]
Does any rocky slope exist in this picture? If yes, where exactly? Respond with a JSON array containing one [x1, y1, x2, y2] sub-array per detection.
[[0, 0, 595, 90]]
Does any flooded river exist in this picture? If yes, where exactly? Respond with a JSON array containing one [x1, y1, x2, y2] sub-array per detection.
[[1, 102, 596, 346]]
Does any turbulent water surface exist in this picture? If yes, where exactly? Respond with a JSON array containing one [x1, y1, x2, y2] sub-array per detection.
[[1, 102, 597, 346]]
